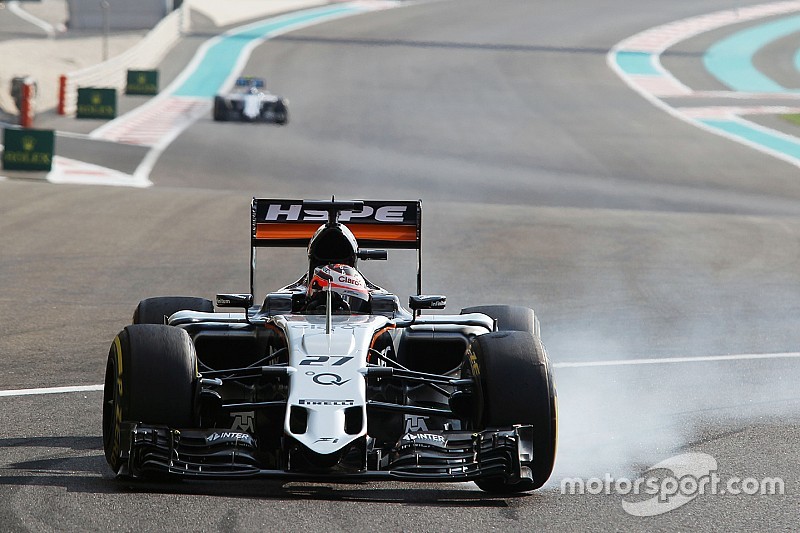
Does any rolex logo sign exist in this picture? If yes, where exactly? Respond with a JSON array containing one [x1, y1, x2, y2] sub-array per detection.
[[126, 69, 159, 95], [2, 128, 55, 171], [76, 87, 117, 119], [21, 136, 36, 152]]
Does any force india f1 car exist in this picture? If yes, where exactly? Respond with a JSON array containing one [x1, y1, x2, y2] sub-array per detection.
[[213, 77, 288, 124], [102, 199, 558, 492]]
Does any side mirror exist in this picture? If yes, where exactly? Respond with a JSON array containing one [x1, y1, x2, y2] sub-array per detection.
[[357, 249, 388, 261], [409, 295, 446, 311], [216, 293, 254, 309]]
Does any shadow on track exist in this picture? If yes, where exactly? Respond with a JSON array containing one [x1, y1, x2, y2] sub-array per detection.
[[119, 480, 530, 508], [0, 435, 541, 506]]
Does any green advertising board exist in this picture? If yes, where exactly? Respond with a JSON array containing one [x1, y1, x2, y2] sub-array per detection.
[[2, 128, 55, 171], [76, 87, 117, 119], [126, 70, 159, 95]]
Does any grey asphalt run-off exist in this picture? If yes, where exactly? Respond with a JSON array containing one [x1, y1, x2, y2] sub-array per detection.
[[2, 0, 800, 530]]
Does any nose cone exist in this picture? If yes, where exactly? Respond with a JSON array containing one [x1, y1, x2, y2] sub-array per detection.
[[243, 94, 260, 118]]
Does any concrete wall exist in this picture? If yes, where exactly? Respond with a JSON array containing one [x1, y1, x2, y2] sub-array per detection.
[[67, 0, 173, 30]]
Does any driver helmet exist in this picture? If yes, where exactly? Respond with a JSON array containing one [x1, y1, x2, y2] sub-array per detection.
[[306, 264, 370, 313]]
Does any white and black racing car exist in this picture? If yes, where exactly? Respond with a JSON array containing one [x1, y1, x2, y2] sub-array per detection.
[[102, 198, 557, 492], [213, 77, 288, 124]]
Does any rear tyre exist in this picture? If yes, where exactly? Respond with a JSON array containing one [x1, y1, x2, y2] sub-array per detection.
[[132, 296, 213, 325], [463, 331, 557, 493], [461, 304, 540, 337], [102, 325, 198, 473]]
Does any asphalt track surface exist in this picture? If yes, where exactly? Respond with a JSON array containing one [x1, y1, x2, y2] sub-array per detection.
[[2, 0, 800, 530]]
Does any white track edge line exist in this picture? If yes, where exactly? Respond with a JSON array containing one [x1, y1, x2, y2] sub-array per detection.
[[7, 0, 56, 38], [553, 351, 800, 368], [0, 384, 103, 397], [2, 352, 800, 397]]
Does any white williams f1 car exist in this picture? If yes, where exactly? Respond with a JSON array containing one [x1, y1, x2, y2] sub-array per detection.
[[102, 199, 557, 492], [213, 77, 288, 124]]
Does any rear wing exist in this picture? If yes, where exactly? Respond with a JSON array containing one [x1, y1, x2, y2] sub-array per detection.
[[250, 198, 423, 296]]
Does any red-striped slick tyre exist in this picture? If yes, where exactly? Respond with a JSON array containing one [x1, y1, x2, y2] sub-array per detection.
[[102, 324, 198, 474], [463, 331, 558, 493]]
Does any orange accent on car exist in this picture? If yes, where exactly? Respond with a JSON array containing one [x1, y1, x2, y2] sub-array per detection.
[[255, 223, 321, 240], [255, 223, 417, 242]]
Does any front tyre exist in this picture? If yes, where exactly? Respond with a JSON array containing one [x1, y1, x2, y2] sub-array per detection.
[[213, 96, 227, 121], [274, 101, 289, 125], [464, 331, 557, 492], [102, 325, 199, 474]]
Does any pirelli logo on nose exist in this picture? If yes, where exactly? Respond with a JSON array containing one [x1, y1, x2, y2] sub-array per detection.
[[251, 199, 421, 249]]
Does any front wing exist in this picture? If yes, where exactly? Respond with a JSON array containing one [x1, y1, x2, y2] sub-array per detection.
[[116, 423, 534, 484]]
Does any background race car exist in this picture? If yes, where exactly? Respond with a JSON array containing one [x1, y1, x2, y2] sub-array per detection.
[[213, 77, 289, 124]]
